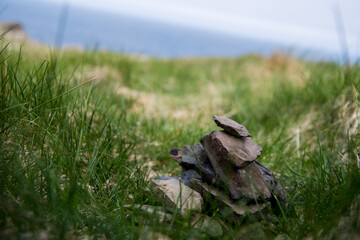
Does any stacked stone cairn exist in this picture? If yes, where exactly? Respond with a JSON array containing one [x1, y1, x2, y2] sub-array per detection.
[[152, 115, 287, 219]]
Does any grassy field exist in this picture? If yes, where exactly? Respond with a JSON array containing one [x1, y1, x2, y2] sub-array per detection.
[[1, 37, 360, 239]]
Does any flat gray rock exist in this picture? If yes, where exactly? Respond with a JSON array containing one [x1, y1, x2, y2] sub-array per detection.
[[151, 178, 203, 214], [191, 179, 269, 216], [191, 156, 286, 202], [213, 115, 251, 137], [232, 161, 273, 200], [201, 130, 262, 168], [179, 169, 201, 186], [255, 161, 288, 207], [171, 144, 219, 185], [199, 131, 277, 201], [200, 132, 240, 200], [155, 170, 201, 187]]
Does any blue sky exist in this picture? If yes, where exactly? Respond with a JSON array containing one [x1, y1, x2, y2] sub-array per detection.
[[44, 0, 359, 57]]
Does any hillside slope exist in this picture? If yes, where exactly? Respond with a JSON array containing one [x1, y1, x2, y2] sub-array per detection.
[[1, 37, 360, 239]]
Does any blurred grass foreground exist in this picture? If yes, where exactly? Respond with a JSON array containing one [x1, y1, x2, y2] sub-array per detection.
[[1, 27, 360, 239]]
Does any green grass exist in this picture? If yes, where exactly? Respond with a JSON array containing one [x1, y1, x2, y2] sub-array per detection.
[[1, 39, 360, 239]]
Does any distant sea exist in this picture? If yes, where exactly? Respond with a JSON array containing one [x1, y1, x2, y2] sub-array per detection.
[[0, 0, 338, 60]]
